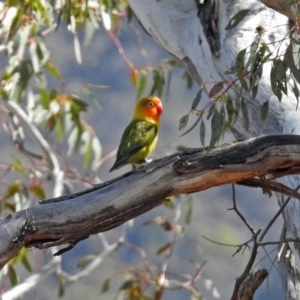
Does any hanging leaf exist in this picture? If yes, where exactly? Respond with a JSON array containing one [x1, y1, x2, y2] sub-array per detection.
[[4, 181, 21, 199], [241, 97, 249, 129], [101, 278, 111, 293], [226, 98, 235, 116], [225, 98, 235, 128], [21, 252, 32, 272], [260, 100, 269, 122], [207, 109, 222, 151], [247, 40, 259, 69], [182, 71, 194, 89], [8, 265, 18, 286], [250, 69, 261, 99], [270, 59, 287, 101], [191, 88, 203, 109], [220, 104, 226, 130], [285, 44, 300, 84], [180, 115, 202, 137], [207, 103, 216, 120], [156, 242, 172, 255], [45, 60, 61, 79], [10, 156, 26, 174], [120, 280, 134, 290], [178, 114, 189, 130], [150, 70, 164, 96], [136, 73, 147, 100], [208, 81, 225, 98], [200, 119, 206, 148], [251, 44, 268, 74], [225, 9, 251, 30], [58, 276, 66, 297], [236, 48, 249, 91], [77, 254, 97, 270]]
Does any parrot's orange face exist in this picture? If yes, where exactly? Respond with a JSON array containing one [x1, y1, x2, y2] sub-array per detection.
[[134, 97, 163, 122]]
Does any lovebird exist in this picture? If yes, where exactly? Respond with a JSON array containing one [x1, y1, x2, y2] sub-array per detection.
[[110, 96, 163, 172]]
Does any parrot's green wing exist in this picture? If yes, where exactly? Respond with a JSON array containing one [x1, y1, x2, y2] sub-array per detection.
[[110, 120, 158, 171]]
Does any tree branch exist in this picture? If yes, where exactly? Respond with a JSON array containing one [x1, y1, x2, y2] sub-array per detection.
[[1, 135, 300, 269]]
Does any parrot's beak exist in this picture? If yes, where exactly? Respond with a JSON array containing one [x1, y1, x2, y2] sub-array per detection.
[[156, 103, 163, 115]]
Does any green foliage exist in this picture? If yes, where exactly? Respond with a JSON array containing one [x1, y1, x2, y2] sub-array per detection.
[[58, 276, 66, 298], [178, 114, 189, 130], [101, 278, 110, 293], [261, 100, 269, 123], [8, 247, 33, 287], [135, 59, 195, 101], [0, 0, 106, 171], [8, 265, 18, 286], [182, 19, 300, 150]]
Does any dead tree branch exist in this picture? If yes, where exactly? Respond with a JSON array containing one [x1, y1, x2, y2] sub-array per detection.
[[1, 135, 300, 270]]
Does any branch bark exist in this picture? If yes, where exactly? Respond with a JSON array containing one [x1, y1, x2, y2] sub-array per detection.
[[1, 135, 300, 269]]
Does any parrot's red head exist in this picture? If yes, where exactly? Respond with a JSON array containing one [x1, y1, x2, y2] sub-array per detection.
[[134, 96, 163, 123]]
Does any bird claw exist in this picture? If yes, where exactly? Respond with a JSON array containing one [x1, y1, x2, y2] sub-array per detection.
[[132, 158, 153, 171]]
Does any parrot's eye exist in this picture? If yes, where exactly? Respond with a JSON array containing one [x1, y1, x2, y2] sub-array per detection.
[[148, 101, 154, 107]]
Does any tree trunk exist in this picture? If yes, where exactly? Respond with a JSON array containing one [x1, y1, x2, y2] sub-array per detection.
[[127, 0, 300, 298]]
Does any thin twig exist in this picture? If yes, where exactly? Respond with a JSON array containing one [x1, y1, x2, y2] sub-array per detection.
[[229, 184, 255, 234], [259, 183, 300, 242]]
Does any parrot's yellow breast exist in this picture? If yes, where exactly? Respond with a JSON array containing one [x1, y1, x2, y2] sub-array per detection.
[[126, 134, 158, 164]]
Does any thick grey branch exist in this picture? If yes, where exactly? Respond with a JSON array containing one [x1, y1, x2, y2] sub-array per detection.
[[1, 135, 300, 269]]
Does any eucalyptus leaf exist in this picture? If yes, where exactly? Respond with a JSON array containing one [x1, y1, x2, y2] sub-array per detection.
[[225, 9, 251, 30]]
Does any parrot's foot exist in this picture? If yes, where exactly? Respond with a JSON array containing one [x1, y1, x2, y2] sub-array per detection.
[[132, 158, 153, 171]]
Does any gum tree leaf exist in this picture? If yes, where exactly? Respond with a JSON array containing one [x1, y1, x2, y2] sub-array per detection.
[[225, 9, 251, 30], [101, 278, 110, 293], [208, 109, 222, 151], [260, 100, 269, 122], [120, 280, 134, 290], [156, 242, 172, 255], [191, 88, 203, 109], [180, 115, 202, 137], [207, 103, 216, 120], [200, 119, 206, 148], [178, 114, 189, 130], [241, 97, 249, 129], [136, 73, 147, 100], [8, 265, 18, 286], [236, 48, 249, 91], [208, 81, 225, 98], [45, 60, 61, 79]]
